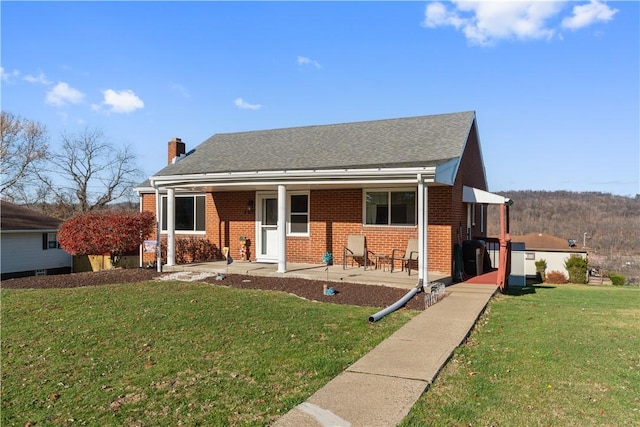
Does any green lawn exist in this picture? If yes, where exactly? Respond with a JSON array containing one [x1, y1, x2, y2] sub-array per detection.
[[400, 284, 640, 426], [1, 281, 416, 426]]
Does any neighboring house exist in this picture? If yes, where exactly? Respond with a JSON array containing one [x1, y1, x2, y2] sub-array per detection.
[[1, 200, 72, 280], [509, 232, 588, 281], [136, 111, 512, 283]]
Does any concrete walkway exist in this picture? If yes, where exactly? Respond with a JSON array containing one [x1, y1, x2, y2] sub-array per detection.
[[273, 282, 498, 427]]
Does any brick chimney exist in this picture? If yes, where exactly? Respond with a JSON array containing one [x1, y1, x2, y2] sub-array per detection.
[[168, 137, 186, 164]]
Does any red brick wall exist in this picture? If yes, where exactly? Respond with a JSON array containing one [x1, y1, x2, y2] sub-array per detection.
[[208, 191, 256, 260], [288, 189, 419, 267], [142, 189, 444, 272], [453, 119, 489, 241], [278, 188, 456, 274], [423, 119, 491, 275]]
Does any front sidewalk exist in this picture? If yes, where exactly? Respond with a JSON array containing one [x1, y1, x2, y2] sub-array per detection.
[[274, 282, 498, 427]]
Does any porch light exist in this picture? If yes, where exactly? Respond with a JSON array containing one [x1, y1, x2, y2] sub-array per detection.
[[246, 200, 254, 214]]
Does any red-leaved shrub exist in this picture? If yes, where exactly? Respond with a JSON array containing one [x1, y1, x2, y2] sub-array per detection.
[[545, 270, 568, 284], [158, 236, 220, 264], [59, 210, 156, 266]]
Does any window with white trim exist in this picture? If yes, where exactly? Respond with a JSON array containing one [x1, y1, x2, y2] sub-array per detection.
[[365, 189, 416, 226], [288, 193, 309, 235], [161, 195, 206, 232], [42, 233, 61, 250]]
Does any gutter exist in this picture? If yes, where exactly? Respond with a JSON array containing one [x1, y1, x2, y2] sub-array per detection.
[[148, 166, 437, 188]]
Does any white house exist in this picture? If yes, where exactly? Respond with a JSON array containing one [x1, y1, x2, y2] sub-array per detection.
[[510, 232, 587, 282], [1, 200, 72, 280]]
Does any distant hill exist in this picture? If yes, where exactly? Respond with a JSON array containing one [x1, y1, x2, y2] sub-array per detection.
[[486, 190, 640, 282]]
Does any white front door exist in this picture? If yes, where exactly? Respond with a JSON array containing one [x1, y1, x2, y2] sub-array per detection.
[[256, 193, 279, 262]]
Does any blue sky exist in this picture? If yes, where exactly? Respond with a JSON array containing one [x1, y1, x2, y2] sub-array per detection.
[[2, 1, 638, 197]]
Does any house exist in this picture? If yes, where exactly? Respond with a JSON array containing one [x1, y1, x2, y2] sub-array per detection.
[[509, 232, 588, 281], [1, 200, 72, 280], [136, 111, 512, 285]]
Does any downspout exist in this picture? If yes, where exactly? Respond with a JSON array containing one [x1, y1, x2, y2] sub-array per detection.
[[370, 174, 428, 322], [417, 174, 428, 286], [369, 282, 423, 322]]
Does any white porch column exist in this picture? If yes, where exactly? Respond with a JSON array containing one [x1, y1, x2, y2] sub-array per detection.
[[166, 188, 176, 266], [139, 194, 144, 268], [417, 176, 428, 284], [155, 188, 162, 272], [277, 184, 287, 273]]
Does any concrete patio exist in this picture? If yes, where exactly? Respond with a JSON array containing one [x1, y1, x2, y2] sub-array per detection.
[[161, 260, 452, 290]]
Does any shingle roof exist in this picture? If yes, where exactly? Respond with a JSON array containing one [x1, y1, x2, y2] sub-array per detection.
[[1, 200, 62, 231], [511, 233, 586, 252], [152, 111, 476, 177]]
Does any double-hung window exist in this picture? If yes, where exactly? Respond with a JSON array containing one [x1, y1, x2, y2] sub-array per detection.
[[365, 189, 416, 226], [161, 195, 206, 232], [42, 233, 60, 250], [288, 193, 309, 235]]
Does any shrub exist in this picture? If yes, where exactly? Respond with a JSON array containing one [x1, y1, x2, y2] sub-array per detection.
[[564, 255, 588, 284], [160, 236, 220, 264], [545, 270, 568, 284], [609, 272, 626, 286], [535, 259, 547, 282], [59, 210, 156, 267], [177, 236, 220, 264]]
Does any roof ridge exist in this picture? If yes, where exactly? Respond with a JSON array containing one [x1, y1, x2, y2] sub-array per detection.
[[213, 110, 476, 137]]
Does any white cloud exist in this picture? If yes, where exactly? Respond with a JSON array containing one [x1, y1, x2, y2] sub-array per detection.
[[234, 97, 262, 110], [24, 72, 52, 85], [170, 83, 190, 98], [45, 82, 85, 106], [562, 0, 618, 30], [100, 89, 144, 113], [423, 1, 618, 46], [297, 56, 322, 69], [1, 66, 20, 81]]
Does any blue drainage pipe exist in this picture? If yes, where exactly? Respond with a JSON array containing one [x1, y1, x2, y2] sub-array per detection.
[[368, 281, 423, 322]]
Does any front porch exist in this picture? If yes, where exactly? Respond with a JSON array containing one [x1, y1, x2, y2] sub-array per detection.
[[162, 261, 452, 291]]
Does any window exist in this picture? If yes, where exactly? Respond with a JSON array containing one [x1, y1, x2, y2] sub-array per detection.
[[288, 193, 309, 235], [365, 190, 416, 226], [161, 195, 206, 232], [42, 233, 60, 250]]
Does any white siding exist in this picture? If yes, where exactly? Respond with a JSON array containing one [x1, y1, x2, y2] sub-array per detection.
[[1, 232, 72, 274], [524, 251, 587, 277]]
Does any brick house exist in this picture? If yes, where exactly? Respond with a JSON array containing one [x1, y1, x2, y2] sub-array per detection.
[[136, 111, 510, 284]]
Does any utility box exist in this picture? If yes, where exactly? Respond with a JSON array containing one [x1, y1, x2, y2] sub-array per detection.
[[462, 240, 491, 278]]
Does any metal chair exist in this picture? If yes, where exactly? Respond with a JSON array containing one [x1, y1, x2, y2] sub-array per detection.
[[391, 238, 419, 275], [342, 235, 370, 270]]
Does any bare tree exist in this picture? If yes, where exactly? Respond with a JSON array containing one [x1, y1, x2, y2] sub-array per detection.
[[37, 128, 143, 216], [0, 111, 49, 198]]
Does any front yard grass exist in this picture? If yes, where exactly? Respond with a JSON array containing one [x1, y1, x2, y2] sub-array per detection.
[[1, 281, 416, 426], [401, 284, 640, 426]]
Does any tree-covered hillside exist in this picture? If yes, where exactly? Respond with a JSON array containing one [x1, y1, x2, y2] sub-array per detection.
[[486, 191, 640, 282]]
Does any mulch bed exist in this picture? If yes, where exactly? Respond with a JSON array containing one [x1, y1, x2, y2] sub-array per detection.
[[1, 268, 426, 311]]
